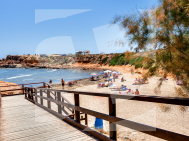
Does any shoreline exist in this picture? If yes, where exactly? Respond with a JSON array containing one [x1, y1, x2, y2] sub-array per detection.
[[51, 74, 107, 90]]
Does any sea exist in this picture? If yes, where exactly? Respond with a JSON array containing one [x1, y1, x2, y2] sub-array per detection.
[[0, 68, 102, 86]]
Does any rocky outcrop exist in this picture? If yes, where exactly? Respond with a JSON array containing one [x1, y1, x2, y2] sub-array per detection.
[[0, 80, 22, 96], [0, 54, 123, 69]]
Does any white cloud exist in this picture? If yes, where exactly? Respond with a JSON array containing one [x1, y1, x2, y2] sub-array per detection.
[[35, 36, 75, 54], [35, 9, 92, 23]]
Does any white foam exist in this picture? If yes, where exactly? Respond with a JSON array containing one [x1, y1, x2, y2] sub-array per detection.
[[47, 69, 57, 72], [6, 74, 34, 80], [23, 79, 33, 81]]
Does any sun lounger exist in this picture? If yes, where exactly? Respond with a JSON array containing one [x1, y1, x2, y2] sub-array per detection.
[[105, 78, 112, 82], [109, 86, 127, 91]]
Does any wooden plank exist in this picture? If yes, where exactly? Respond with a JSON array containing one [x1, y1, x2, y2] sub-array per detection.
[[37, 88, 189, 106], [109, 97, 116, 140], [1, 95, 99, 141], [34, 102, 112, 141], [74, 93, 80, 123]]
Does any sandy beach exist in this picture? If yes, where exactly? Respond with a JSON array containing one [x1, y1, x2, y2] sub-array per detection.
[[52, 70, 189, 141]]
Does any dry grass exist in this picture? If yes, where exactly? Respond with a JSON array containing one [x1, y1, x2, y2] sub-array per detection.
[[154, 87, 161, 95], [175, 87, 188, 98], [179, 105, 187, 113], [158, 104, 171, 112], [174, 87, 188, 113]]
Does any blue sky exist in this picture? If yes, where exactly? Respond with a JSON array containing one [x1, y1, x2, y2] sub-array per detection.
[[0, 0, 157, 59]]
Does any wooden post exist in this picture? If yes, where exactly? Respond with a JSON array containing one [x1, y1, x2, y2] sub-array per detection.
[[109, 97, 117, 140], [31, 88, 34, 100], [35, 88, 38, 103], [74, 93, 80, 123], [40, 89, 43, 105], [28, 88, 31, 99], [47, 90, 51, 109], [62, 97, 64, 110], [43, 82, 46, 88], [25, 87, 27, 98], [57, 92, 62, 114], [22, 84, 24, 94], [85, 113, 88, 126]]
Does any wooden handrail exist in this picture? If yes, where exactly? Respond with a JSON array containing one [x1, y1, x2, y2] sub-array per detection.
[[0, 82, 44, 87], [36, 88, 189, 106], [40, 83, 74, 113], [24, 87, 189, 141]]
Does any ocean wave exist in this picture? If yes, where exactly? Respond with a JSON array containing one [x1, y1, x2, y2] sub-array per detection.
[[6, 74, 34, 80], [22, 79, 34, 81], [47, 69, 57, 72]]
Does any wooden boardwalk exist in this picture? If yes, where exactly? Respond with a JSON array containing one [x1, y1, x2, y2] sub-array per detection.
[[0, 95, 99, 141]]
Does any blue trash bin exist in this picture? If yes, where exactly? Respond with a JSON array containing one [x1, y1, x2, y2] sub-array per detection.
[[95, 117, 103, 129]]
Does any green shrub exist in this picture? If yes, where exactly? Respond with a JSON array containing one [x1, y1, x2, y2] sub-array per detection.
[[102, 57, 108, 64], [50, 55, 54, 59], [109, 54, 124, 66], [129, 58, 136, 65], [62, 58, 68, 64], [31, 57, 36, 60], [144, 64, 151, 69], [149, 64, 159, 76], [135, 62, 143, 69], [136, 57, 144, 63], [119, 57, 126, 65], [143, 58, 155, 69]]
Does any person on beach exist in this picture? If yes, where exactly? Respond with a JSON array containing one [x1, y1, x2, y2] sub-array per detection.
[[49, 79, 52, 84], [135, 89, 139, 95], [121, 77, 125, 82], [176, 76, 183, 86], [69, 81, 72, 86], [131, 68, 134, 75], [163, 74, 167, 80], [61, 79, 65, 89], [113, 75, 116, 82]]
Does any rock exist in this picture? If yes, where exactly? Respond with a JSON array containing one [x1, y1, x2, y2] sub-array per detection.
[[16, 64, 23, 68], [0, 80, 22, 96]]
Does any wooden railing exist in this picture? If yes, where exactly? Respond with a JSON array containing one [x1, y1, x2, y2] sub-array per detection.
[[0, 82, 44, 96], [43, 82, 74, 114], [24, 87, 189, 141]]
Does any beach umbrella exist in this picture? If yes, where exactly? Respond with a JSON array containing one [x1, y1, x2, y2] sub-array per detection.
[[104, 70, 112, 73], [112, 71, 118, 74], [91, 73, 98, 76]]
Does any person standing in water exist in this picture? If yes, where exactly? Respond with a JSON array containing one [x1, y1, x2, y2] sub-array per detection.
[[61, 79, 65, 89], [49, 79, 52, 84]]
